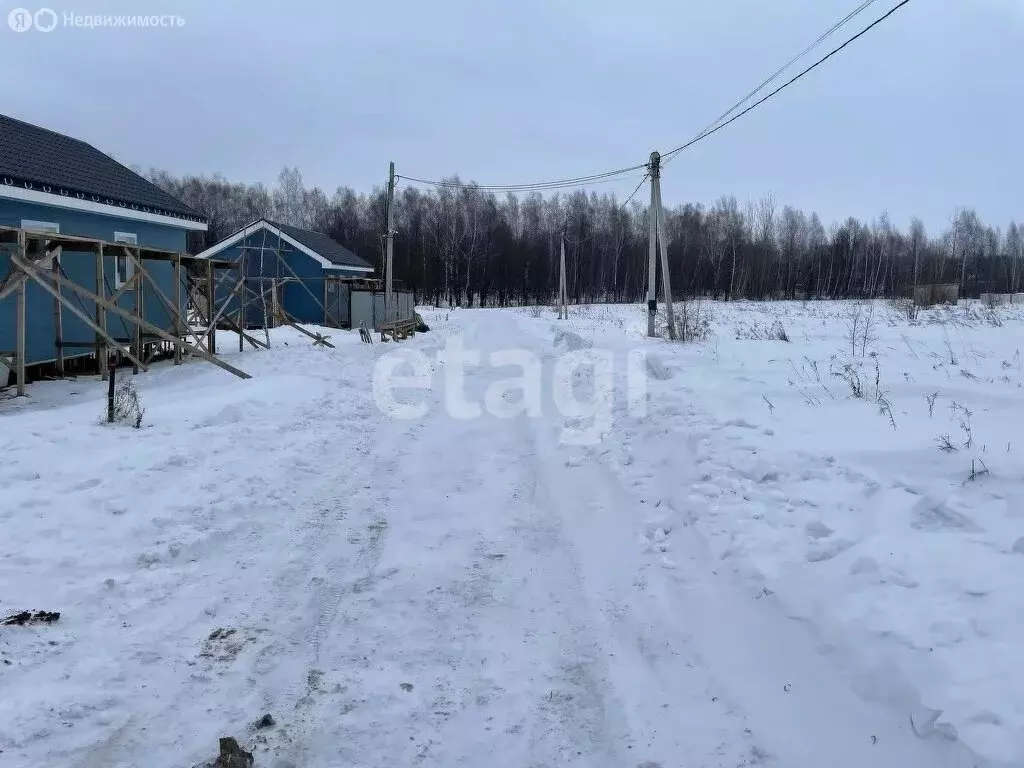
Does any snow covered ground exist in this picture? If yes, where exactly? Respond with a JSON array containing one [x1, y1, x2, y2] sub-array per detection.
[[0, 299, 1021, 767]]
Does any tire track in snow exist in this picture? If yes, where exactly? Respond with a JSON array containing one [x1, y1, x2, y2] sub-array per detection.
[[515, 311, 986, 768], [514, 322, 761, 768], [261, 344, 442, 766]]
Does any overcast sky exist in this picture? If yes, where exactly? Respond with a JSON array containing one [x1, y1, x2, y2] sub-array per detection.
[[2, 0, 1021, 231]]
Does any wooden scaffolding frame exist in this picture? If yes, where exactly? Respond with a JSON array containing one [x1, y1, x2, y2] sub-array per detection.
[[0, 225, 251, 396], [211, 223, 360, 349]]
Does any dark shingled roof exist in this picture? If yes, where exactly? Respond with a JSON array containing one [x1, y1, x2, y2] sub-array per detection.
[[266, 219, 374, 271], [0, 113, 205, 222]]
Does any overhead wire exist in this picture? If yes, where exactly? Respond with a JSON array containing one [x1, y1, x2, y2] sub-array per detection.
[[662, 0, 911, 164], [396, 163, 646, 193], [663, 0, 879, 167], [620, 174, 650, 210], [396, 0, 911, 194]]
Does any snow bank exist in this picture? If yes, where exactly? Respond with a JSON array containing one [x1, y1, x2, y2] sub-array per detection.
[[561, 298, 1024, 765]]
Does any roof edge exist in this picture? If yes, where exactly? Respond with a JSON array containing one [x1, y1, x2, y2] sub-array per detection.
[[0, 184, 208, 231], [195, 218, 373, 271]]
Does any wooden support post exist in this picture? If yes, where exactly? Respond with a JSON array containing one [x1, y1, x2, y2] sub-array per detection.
[[125, 249, 244, 356], [52, 246, 64, 377], [132, 248, 142, 374], [269, 248, 343, 327], [206, 260, 216, 355], [15, 230, 26, 396], [107, 358, 116, 423], [15, 283, 26, 396], [271, 278, 280, 328], [96, 244, 108, 379], [238, 249, 247, 352], [173, 253, 182, 365]]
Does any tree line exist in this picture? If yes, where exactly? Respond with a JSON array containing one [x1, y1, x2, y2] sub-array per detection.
[[149, 167, 1023, 306]]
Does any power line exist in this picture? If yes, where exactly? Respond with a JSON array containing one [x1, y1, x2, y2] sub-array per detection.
[[668, 0, 879, 165], [397, 163, 646, 193], [398, 0, 908, 195], [662, 0, 911, 163], [621, 174, 650, 210]]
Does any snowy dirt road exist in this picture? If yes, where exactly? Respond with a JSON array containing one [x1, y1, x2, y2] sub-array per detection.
[[0, 309, 994, 767]]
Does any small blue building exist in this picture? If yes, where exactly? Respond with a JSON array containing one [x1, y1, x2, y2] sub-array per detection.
[[0, 113, 208, 383], [194, 218, 376, 328]]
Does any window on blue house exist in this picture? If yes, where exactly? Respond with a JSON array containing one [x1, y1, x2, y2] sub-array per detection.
[[21, 220, 59, 257], [21, 219, 59, 234], [114, 232, 137, 289]]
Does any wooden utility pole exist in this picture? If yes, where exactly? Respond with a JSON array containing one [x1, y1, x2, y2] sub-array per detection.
[[385, 161, 396, 322], [646, 151, 675, 339], [558, 233, 568, 320]]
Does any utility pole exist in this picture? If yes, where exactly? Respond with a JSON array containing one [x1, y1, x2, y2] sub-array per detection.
[[646, 156, 658, 337], [646, 151, 675, 339], [558, 232, 568, 320], [385, 161, 396, 322]]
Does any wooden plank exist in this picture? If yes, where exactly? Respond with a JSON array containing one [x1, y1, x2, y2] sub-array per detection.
[[11, 252, 250, 380], [15, 267, 26, 395], [15, 230, 26, 395], [10, 253, 147, 372], [206, 259, 216, 355], [0, 354, 14, 386], [239, 249, 247, 352], [218, 312, 270, 350], [96, 244, 107, 379], [277, 307, 336, 349], [109, 269, 141, 305], [52, 247, 64, 377], [0, 239, 59, 300], [272, 278, 280, 328], [124, 249, 249, 359], [173, 253, 182, 365], [271, 249, 344, 327], [132, 247, 142, 375], [208, 278, 245, 334], [0, 225, 195, 262]]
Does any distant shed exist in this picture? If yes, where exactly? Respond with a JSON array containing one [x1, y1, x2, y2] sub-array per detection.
[[913, 283, 959, 307]]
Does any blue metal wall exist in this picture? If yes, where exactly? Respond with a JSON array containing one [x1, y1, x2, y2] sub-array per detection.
[[0, 199, 191, 366], [0, 199, 188, 251]]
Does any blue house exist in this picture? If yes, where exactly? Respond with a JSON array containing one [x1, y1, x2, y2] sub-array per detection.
[[0, 113, 208, 387], [194, 218, 376, 328]]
